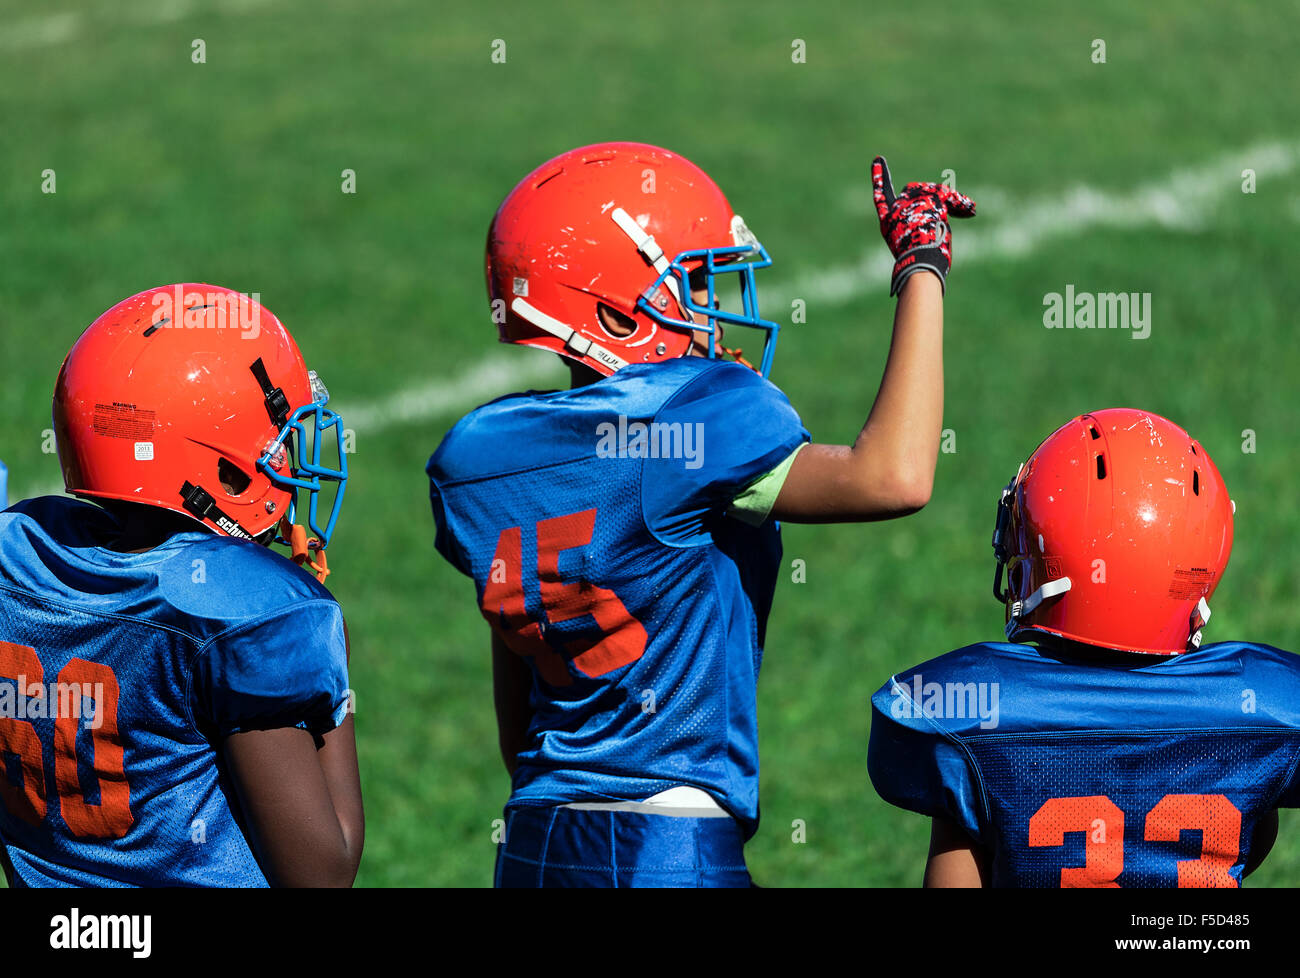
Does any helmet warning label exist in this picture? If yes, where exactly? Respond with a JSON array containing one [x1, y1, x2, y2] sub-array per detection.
[[93, 402, 156, 439], [1168, 567, 1213, 600]]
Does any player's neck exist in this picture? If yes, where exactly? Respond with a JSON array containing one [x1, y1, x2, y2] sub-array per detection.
[[102, 502, 210, 553], [1029, 635, 1170, 667], [568, 361, 606, 389]]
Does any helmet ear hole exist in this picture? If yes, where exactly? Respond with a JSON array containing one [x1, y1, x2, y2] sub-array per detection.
[[218, 458, 252, 496], [596, 302, 637, 339]]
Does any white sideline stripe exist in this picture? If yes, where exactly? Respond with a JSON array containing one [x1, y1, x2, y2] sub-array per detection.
[[769, 140, 1299, 308], [10, 141, 1293, 501], [0, 0, 273, 50], [343, 353, 566, 433], [0, 12, 81, 50]]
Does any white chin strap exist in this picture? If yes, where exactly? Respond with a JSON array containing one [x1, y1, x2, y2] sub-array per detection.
[[1005, 581, 1213, 653], [609, 206, 685, 313], [1005, 576, 1072, 639], [510, 298, 628, 372], [1190, 596, 1212, 650]]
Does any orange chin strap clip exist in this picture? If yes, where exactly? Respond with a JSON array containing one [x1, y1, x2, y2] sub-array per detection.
[[279, 516, 331, 584], [721, 345, 757, 372]]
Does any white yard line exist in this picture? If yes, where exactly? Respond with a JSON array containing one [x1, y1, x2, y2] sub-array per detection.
[[0, 12, 82, 50], [0, 0, 274, 51], [343, 352, 566, 434], [770, 140, 1297, 308]]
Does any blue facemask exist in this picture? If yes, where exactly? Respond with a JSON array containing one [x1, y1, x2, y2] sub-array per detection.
[[636, 215, 782, 378], [257, 370, 348, 549]]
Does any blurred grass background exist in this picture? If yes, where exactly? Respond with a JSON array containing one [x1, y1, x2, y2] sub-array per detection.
[[1, 0, 1298, 886]]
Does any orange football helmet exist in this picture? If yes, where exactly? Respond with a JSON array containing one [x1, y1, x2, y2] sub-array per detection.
[[53, 285, 347, 577], [486, 141, 782, 377], [992, 408, 1234, 656]]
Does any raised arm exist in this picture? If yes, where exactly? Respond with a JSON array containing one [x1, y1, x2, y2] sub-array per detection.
[[772, 157, 975, 524], [773, 272, 944, 521]]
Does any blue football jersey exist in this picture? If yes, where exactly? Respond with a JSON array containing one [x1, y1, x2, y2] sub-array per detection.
[[0, 495, 350, 887], [427, 358, 809, 836], [868, 640, 1300, 887]]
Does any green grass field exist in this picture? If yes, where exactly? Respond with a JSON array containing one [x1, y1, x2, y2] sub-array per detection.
[[2, 0, 1298, 887]]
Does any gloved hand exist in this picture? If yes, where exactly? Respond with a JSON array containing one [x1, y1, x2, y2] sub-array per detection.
[[872, 156, 977, 296]]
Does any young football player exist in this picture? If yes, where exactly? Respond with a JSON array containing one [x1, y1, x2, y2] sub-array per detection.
[[869, 408, 1300, 887], [0, 284, 362, 887], [427, 141, 977, 886]]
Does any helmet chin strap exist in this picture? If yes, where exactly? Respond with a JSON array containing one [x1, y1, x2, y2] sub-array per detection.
[[609, 207, 686, 315], [1004, 576, 1072, 639], [178, 481, 254, 541], [511, 298, 628, 373], [1189, 596, 1212, 650], [1006, 583, 1213, 652], [991, 476, 1018, 601]]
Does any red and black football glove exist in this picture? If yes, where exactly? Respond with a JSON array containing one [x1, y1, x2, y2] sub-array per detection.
[[872, 156, 977, 297]]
